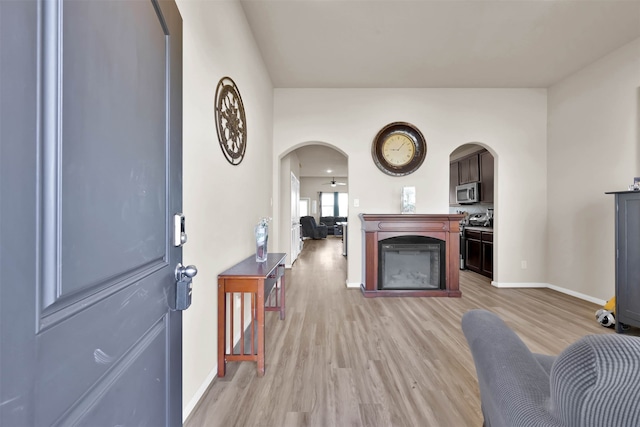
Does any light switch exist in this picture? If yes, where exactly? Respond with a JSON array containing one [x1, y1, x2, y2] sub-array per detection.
[[353, 198, 360, 207]]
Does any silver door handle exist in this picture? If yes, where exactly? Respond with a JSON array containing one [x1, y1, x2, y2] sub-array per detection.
[[174, 263, 197, 311], [175, 263, 198, 281]]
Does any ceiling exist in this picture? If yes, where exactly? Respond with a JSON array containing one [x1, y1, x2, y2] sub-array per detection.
[[294, 145, 348, 178], [239, 0, 639, 176], [240, 0, 640, 89]]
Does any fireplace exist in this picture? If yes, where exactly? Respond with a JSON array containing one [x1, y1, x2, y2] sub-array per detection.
[[379, 236, 446, 291], [359, 213, 463, 297]]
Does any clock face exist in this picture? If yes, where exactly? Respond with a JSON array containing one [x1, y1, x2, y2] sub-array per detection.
[[382, 133, 415, 167], [372, 122, 427, 176]]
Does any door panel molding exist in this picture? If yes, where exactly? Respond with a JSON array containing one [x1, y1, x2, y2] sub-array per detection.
[[35, 279, 171, 423], [39, 0, 64, 312], [50, 316, 167, 426], [59, 0, 168, 296], [39, 258, 166, 331], [38, 0, 171, 328]]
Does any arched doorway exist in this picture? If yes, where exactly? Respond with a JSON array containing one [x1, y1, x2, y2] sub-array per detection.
[[279, 143, 348, 267], [450, 143, 495, 280]]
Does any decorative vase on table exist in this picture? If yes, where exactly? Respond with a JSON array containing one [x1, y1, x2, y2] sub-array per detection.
[[255, 222, 269, 263]]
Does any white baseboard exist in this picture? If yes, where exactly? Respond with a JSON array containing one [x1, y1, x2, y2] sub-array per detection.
[[491, 281, 606, 307], [345, 281, 360, 289], [546, 283, 606, 306], [491, 281, 547, 288], [183, 366, 217, 422]]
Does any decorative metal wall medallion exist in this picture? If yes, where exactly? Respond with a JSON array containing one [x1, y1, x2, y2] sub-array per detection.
[[214, 77, 247, 165]]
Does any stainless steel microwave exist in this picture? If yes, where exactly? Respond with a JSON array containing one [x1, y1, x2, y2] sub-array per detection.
[[456, 182, 479, 204]]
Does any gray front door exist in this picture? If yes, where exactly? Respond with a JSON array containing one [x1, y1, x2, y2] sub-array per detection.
[[0, 0, 184, 425]]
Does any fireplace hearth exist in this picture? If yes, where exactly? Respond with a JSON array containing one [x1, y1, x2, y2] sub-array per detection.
[[359, 214, 464, 297]]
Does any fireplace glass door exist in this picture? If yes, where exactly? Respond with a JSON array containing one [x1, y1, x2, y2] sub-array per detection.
[[378, 236, 446, 291]]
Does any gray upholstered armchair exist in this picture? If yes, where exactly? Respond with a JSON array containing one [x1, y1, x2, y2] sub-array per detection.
[[462, 309, 640, 427], [300, 216, 328, 240]]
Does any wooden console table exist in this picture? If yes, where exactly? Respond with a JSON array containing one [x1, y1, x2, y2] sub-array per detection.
[[217, 253, 286, 377]]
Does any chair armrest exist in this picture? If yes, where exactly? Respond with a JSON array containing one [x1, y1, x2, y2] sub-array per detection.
[[462, 310, 562, 427], [550, 334, 640, 426], [316, 224, 328, 238]]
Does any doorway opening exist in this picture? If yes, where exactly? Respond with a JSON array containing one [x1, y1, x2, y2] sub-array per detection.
[[279, 143, 349, 266], [450, 143, 495, 281]]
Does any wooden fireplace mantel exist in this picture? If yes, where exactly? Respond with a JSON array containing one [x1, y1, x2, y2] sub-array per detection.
[[359, 213, 464, 298]]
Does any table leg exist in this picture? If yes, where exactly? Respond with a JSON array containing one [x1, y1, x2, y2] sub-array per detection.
[[257, 279, 265, 377], [217, 279, 226, 377], [280, 264, 286, 320]]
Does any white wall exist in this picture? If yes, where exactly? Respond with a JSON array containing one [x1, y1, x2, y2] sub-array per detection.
[[273, 89, 548, 287], [177, 0, 274, 419], [547, 37, 640, 302]]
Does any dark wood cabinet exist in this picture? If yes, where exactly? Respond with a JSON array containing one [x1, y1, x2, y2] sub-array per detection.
[[480, 150, 494, 203], [450, 149, 493, 206], [481, 241, 493, 277], [465, 232, 482, 273], [607, 191, 640, 333], [458, 154, 480, 184], [465, 229, 493, 279], [449, 161, 459, 205]]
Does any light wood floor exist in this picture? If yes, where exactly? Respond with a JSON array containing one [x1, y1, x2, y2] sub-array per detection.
[[185, 237, 611, 427]]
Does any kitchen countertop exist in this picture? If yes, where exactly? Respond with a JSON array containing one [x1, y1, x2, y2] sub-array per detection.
[[464, 226, 493, 232]]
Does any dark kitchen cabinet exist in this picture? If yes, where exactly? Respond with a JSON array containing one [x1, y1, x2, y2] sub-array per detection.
[[466, 235, 482, 273], [450, 148, 494, 206], [449, 161, 459, 205], [480, 150, 494, 203], [607, 191, 640, 333], [458, 154, 480, 184], [481, 232, 493, 277], [465, 229, 493, 279]]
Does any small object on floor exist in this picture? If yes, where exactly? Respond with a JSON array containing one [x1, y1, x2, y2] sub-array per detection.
[[595, 296, 616, 328]]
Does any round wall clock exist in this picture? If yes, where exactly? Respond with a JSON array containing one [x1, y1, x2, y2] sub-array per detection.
[[214, 76, 247, 165], [371, 122, 427, 176]]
